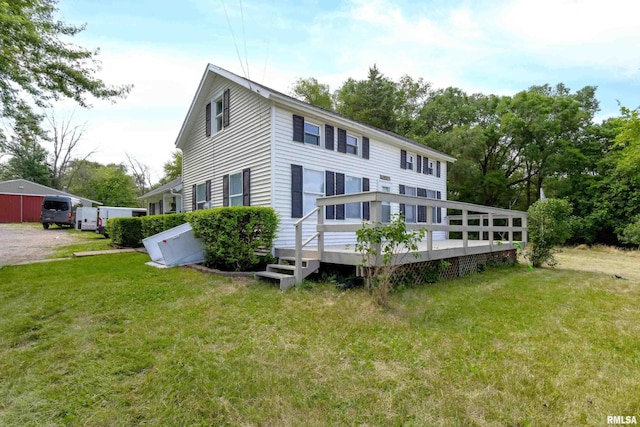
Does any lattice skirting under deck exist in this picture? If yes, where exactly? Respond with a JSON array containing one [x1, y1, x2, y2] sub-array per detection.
[[372, 250, 517, 287]]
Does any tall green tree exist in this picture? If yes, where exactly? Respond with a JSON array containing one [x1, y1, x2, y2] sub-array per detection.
[[0, 0, 131, 140], [0, 114, 50, 184], [159, 150, 182, 185], [65, 160, 138, 206], [290, 78, 333, 110], [334, 65, 400, 132]]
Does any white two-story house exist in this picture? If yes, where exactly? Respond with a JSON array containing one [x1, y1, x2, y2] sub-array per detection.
[[175, 64, 456, 251]]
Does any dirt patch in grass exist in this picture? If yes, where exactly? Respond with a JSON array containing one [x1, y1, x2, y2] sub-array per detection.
[[555, 246, 640, 281], [0, 223, 79, 267]]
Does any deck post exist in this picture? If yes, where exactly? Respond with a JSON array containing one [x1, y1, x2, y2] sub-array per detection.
[[370, 200, 382, 268], [426, 204, 433, 253], [317, 205, 324, 259], [488, 212, 494, 250], [462, 210, 468, 253], [294, 222, 302, 285], [508, 216, 513, 244]]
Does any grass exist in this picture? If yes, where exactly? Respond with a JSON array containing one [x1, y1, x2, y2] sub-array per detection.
[[0, 249, 638, 426], [50, 229, 114, 258]]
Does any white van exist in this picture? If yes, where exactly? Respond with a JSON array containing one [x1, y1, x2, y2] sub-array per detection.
[[97, 206, 147, 236], [75, 207, 99, 231]]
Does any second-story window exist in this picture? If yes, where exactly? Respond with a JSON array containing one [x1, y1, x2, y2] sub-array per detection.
[[346, 135, 358, 155], [304, 122, 320, 145], [406, 154, 414, 171]]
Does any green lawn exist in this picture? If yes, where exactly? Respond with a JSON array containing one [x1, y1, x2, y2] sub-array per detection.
[[0, 250, 638, 426], [50, 229, 114, 258]]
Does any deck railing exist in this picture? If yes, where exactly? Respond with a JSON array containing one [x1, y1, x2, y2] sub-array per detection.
[[309, 191, 527, 259]]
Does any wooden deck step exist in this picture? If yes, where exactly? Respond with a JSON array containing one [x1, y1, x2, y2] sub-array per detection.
[[254, 271, 297, 291], [267, 264, 295, 272]]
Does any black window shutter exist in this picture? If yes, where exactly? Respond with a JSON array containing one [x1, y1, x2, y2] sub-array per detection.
[[159, 200, 163, 215], [291, 164, 303, 218], [417, 188, 427, 223], [150, 203, 154, 215], [416, 155, 422, 174], [223, 88, 230, 127], [362, 137, 370, 159], [335, 172, 345, 220], [205, 179, 211, 202], [337, 128, 347, 153], [401, 150, 407, 169], [362, 177, 370, 220], [293, 115, 304, 143], [205, 102, 212, 137], [437, 191, 442, 223], [325, 171, 335, 220], [423, 157, 429, 174], [242, 168, 251, 206], [191, 184, 196, 211], [325, 125, 334, 150], [222, 176, 229, 207], [436, 161, 441, 178]]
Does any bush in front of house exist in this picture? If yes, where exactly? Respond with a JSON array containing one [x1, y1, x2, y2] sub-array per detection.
[[140, 213, 188, 239], [108, 217, 143, 247], [187, 206, 279, 271]]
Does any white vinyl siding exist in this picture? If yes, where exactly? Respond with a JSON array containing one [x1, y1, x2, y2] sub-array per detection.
[[272, 106, 448, 248], [182, 78, 272, 212]]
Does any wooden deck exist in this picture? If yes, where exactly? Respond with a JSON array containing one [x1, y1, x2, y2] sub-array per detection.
[[276, 239, 523, 267], [256, 191, 528, 287]]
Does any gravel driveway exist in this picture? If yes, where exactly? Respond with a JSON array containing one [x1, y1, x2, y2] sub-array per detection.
[[0, 223, 79, 267]]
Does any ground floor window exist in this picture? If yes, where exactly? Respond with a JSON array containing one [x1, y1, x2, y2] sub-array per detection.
[[196, 183, 206, 210], [303, 169, 324, 215], [381, 185, 391, 222], [345, 176, 362, 219], [229, 172, 243, 206], [404, 186, 417, 223]]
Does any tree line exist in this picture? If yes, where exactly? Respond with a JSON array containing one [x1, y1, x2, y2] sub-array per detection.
[[0, 0, 181, 207], [291, 66, 640, 246]]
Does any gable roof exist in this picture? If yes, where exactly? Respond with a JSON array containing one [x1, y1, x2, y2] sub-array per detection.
[[138, 177, 182, 200], [0, 179, 102, 205], [175, 64, 456, 162]]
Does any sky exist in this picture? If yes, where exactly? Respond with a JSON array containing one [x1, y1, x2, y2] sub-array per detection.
[[51, 0, 640, 182]]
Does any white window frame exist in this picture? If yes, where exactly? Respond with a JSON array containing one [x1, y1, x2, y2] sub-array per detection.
[[426, 160, 434, 175], [404, 185, 417, 223], [229, 172, 243, 206], [303, 168, 324, 215], [213, 93, 224, 134], [406, 153, 414, 171], [196, 183, 206, 210], [345, 175, 362, 219], [381, 184, 391, 223], [346, 134, 358, 155], [304, 121, 321, 146]]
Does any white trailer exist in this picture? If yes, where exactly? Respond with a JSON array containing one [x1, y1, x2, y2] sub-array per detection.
[[75, 207, 99, 231], [97, 206, 147, 236]]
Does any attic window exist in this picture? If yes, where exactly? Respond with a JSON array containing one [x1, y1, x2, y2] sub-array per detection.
[[213, 96, 224, 133]]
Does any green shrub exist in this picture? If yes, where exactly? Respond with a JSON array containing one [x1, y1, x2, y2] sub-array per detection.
[[187, 207, 278, 271], [527, 198, 573, 267], [619, 218, 640, 248], [107, 217, 143, 247], [140, 213, 187, 239]]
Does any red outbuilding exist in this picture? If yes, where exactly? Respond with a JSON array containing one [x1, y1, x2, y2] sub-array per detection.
[[0, 179, 100, 223]]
